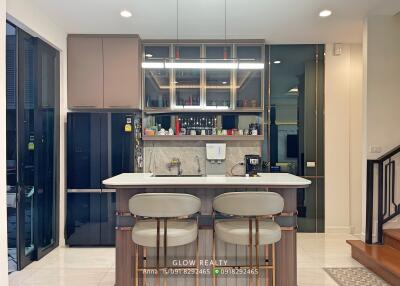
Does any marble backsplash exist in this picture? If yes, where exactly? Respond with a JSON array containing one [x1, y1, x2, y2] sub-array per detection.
[[144, 141, 262, 176]]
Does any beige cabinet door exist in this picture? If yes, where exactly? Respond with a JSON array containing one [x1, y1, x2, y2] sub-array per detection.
[[67, 36, 104, 109], [103, 37, 141, 109]]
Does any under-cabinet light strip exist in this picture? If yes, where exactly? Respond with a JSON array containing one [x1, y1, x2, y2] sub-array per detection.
[[141, 61, 264, 70]]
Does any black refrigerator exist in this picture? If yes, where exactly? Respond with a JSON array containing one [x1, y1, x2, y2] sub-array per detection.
[[66, 112, 135, 246]]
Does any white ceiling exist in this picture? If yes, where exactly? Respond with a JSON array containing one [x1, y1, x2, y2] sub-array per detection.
[[31, 0, 400, 43]]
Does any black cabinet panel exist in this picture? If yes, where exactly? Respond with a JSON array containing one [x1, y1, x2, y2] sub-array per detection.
[[111, 113, 134, 176], [67, 113, 104, 189], [100, 192, 116, 245], [66, 112, 133, 246], [66, 193, 101, 246]]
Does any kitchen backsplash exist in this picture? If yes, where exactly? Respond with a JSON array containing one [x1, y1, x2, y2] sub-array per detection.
[[144, 141, 262, 176]]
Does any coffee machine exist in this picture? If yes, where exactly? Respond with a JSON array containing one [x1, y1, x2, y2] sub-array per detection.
[[245, 155, 261, 176]]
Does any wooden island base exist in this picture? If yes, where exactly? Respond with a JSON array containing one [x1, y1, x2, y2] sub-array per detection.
[[114, 187, 299, 286]]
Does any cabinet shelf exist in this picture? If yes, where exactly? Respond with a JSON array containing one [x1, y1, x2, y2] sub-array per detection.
[[143, 135, 264, 141]]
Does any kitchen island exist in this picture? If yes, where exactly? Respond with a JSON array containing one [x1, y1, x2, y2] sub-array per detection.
[[103, 173, 311, 286]]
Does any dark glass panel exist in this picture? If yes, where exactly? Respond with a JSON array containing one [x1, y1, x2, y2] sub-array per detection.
[[269, 45, 325, 232]]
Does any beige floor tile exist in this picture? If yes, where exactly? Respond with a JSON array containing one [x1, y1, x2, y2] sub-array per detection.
[[9, 233, 360, 286]]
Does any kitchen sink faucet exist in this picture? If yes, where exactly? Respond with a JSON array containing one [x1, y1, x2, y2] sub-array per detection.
[[167, 158, 182, 176]]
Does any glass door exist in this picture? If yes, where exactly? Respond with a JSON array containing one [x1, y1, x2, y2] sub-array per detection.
[[34, 40, 59, 259], [6, 22, 18, 273], [17, 28, 36, 270], [6, 23, 59, 271], [268, 45, 325, 232]]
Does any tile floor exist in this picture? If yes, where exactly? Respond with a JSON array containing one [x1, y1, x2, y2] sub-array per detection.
[[9, 233, 361, 286]]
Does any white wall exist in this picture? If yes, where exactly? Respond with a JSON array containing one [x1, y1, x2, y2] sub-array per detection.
[[0, 0, 9, 284], [365, 15, 400, 160], [6, 0, 68, 247], [361, 14, 400, 238], [325, 43, 363, 235]]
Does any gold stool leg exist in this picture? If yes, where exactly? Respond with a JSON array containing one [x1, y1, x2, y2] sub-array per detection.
[[143, 247, 147, 286], [135, 244, 139, 286], [212, 216, 217, 286], [156, 219, 160, 286], [196, 235, 200, 286], [255, 219, 260, 286], [272, 243, 276, 286], [248, 218, 253, 286], [163, 219, 168, 286], [265, 245, 269, 286]]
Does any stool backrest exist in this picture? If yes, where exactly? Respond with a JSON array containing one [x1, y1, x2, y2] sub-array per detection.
[[213, 192, 284, 216], [129, 193, 201, 218]]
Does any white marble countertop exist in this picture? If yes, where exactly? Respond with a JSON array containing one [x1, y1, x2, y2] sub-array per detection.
[[103, 173, 311, 188]]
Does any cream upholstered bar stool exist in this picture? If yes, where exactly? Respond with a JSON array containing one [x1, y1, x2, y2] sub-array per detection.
[[212, 192, 284, 286], [129, 193, 201, 286]]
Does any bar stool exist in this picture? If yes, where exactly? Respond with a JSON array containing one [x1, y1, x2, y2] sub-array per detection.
[[212, 192, 284, 286], [129, 193, 201, 286]]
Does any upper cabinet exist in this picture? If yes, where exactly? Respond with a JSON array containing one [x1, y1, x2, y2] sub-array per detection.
[[143, 45, 171, 109], [142, 42, 265, 112], [103, 37, 141, 108], [68, 35, 141, 110], [68, 37, 104, 109]]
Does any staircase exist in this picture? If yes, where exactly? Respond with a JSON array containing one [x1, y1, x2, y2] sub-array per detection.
[[347, 229, 400, 285], [348, 145, 400, 285]]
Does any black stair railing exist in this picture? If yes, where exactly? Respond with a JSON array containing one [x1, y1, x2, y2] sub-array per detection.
[[365, 145, 400, 244]]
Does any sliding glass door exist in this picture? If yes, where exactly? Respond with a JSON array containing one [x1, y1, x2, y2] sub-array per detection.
[[6, 22, 59, 272]]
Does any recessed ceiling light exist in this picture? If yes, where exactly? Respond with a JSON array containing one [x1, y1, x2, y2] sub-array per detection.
[[222, 81, 227, 85], [273, 60, 281, 64], [145, 54, 153, 58], [319, 10, 332, 18], [120, 10, 132, 18]]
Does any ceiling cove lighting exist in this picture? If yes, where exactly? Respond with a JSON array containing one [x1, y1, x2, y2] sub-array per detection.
[[120, 10, 132, 18], [319, 10, 332, 18]]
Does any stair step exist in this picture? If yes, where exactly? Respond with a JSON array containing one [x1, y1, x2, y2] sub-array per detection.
[[384, 229, 400, 251], [347, 240, 400, 286]]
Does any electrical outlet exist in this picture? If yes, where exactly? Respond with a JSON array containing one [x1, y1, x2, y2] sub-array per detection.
[[333, 43, 343, 56], [369, 146, 382, 153], [306, 162, 316, 168]]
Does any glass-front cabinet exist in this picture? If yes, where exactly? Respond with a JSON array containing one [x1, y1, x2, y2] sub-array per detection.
[[236, 45, 263, 109], [174, 45, 201, 107], [142, 42, 264, 111], [205, 45, 232, 108], [144, 45, 170, 109]]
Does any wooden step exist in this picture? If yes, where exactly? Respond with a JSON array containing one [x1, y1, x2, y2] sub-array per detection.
[[347, 240, 400, 286], [384, 229, 400, 251]]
